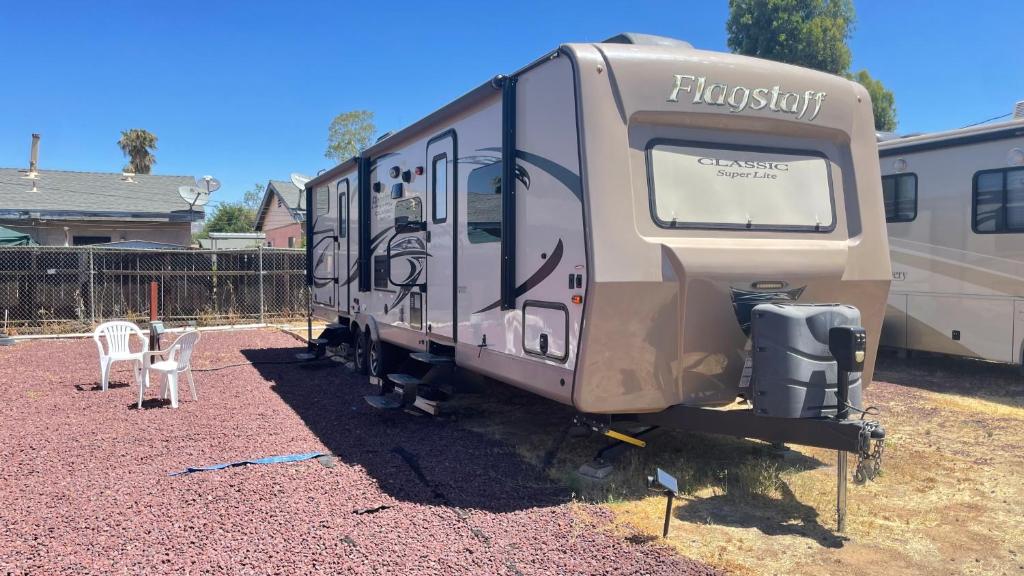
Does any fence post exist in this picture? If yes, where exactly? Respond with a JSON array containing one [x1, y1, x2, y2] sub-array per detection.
[[88, 248, 95, 326], [258, 246, 265, 324]]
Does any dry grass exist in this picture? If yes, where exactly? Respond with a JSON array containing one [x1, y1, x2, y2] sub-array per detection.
[[451, 352, 1024, 575]]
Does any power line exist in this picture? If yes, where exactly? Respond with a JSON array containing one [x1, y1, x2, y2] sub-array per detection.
[[961, 112, 1012, 129]]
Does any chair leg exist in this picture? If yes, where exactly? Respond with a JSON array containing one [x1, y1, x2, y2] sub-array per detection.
[[137, 369, 146, 409], [100, 358, 111, 391], [184, 366, 195, 399], [167, 373, 179, 408]]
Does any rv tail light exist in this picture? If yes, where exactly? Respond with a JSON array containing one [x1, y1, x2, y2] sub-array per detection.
[[751, 281, 786, 290], [571, 295, 583, 305], [415, 166, 424, 175]]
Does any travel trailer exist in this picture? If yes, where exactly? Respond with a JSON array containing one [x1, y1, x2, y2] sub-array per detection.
[[304, 33, 889, 486], [879, 115, 1024, 366]]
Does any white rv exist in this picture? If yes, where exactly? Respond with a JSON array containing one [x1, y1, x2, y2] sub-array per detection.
[[304, 33, 889, 456], [879, 116, 1024, 366]]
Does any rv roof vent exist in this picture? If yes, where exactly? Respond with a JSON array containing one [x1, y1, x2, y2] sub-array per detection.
[[602, 33, 692, 49], [1014, 100, 1024, 119], [376, 131, 395, 143]]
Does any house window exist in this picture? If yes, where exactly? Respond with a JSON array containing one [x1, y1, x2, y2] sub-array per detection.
[[73, 236, 111, 245], [467, 162, 502, 244], [973, 167, 1024, 233], [432, 153, 448, 223], [882, 173, 917, 223]]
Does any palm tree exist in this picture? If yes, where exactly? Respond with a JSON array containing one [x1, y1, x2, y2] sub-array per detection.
[[117, 129, 158, 174]]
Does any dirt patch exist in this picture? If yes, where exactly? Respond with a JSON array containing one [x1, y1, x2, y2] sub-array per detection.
[[601, 352, 1024, 575]]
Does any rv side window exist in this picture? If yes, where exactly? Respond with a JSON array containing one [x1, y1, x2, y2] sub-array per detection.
[[882, 174, 917, 223], [395, 197, 423, 225], [973, 167, 1024, 233], [432, 154, 448, 223], [467, 162, 502, 243], [646, 142, 835, 231], [316, 185, 329, 216]]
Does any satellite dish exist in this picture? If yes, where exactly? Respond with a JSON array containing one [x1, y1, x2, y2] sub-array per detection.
[[198, 175, 221, 193], [178, 185, 211, 208], [290, 172, 311, 190]]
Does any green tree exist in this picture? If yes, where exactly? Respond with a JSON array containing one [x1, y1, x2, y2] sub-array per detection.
[[242, 183, 265, 213], [117, 129, 158, 174], [197, 183, 265, 238], [851, 69, 897, 132], [325, 110, 375, 162], [726, 0, 897, 130], [198, 203, 256, 237]]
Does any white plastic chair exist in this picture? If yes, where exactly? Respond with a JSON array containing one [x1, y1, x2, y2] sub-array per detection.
[[93, 321, 147, 391], [140, 329, 201, 409]]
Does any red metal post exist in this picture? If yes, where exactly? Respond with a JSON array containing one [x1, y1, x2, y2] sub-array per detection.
[[149, 281, 158, 321]]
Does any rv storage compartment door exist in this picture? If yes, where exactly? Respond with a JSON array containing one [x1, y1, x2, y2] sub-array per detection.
[[751, 304, 863, 418], [523, 301, 568, 362]]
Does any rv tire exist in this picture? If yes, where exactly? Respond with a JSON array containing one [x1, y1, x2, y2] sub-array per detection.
[[354, 327, 369, 375], [368, 335, 385, 379]]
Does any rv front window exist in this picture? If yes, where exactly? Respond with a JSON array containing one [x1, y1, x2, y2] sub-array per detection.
[[467, 162, 502, 243], [647, 143, 834, 231]]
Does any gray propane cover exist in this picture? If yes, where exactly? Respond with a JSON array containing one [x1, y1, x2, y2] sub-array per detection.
[[750, 303, 863, 418]]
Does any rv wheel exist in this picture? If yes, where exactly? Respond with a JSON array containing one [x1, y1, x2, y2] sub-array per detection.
[[354, 329, 369, 375], [368, 336, 385, 378]]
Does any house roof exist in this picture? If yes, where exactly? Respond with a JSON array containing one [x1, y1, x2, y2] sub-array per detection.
[[254, 179, 305, 231], [0, 168, 203, 221]]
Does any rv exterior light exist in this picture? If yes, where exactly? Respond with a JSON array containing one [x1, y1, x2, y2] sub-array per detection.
[[372, 182, 382, 193], [752, 281, 786, 290], [647, 468, 679, 538], [401, 169, 412, 183], [415, 166, 424, 176], [389, 166, 401, 179], [893, 158, 908, 173], [1008, 148, 1024, 166], [571, 295, 583, 304]]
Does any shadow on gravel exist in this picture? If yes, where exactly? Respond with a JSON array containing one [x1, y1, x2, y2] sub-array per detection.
[[76, 381, 130, 391], [875, 348, 1024, 409], [242, 346, 571, 514]]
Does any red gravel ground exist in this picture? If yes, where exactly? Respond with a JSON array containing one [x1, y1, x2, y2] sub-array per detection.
[[0, 329, 717, 575]]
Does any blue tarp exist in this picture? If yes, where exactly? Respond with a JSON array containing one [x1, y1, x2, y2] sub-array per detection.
[[169, 451, 327, 476]]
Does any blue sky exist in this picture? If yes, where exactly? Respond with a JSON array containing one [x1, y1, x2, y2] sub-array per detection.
[[0, 0, 1021, 208]]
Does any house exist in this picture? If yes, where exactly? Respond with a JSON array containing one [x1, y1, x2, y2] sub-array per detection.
[[254, 180, 305, 248], [0, 135, 203, 246]]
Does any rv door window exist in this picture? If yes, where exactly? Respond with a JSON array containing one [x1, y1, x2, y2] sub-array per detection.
[[432, 153, 448, 223], [973, 167, 1024, 233], [467, 162, 502, 243], [338, 179, 349, 238], [647, 143, 834, 231], [882, 173, 917, 222]]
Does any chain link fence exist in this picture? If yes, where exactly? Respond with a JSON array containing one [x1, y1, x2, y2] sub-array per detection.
[[0, 246, 308, 335]]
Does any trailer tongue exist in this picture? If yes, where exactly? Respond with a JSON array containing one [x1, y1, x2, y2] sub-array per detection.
[[579, 303, 887, 531]]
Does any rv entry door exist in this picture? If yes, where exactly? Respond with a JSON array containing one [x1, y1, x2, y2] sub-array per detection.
[[426, 133, 456, 340]]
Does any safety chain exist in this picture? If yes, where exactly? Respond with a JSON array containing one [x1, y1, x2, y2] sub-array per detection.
[[854, 421, 884, 484]]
